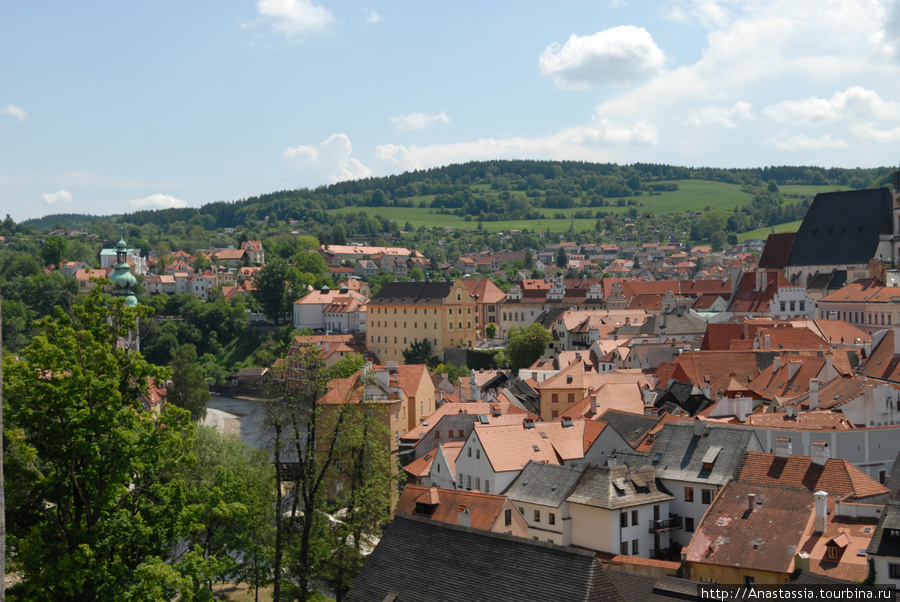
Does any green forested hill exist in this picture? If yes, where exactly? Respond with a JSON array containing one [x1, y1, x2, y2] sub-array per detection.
[[22, 161, 893, 244]]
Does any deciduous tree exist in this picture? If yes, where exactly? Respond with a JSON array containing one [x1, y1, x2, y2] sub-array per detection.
[[4, 287, 195, 600]]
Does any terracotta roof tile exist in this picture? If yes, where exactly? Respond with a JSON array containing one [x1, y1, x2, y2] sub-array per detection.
[[397, 484, 509, 531]]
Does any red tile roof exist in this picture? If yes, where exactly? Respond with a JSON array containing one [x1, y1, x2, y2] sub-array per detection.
[[397, 484, 509, 531], [736, 451, 888, 502]]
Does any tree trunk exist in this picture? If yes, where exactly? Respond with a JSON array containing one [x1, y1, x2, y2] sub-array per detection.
[[273, 422, 282, 602]]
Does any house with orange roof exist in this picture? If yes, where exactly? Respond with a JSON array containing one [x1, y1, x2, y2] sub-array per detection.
[[747, 353, 838, 403], [537, 360, 653, 421], [684, 478, 881, 585], [240, 239, 264, 264], [559, 383, 648, 421], [726, 269, 812, 319], [397, 483, 528, 537], [402, 441, 464, 488], [453, 418, 629, 495], [735, 447, 889, 505], [293, 283, 368, 332], [817, 279, 900, 334], [398, 400, 535, 466]]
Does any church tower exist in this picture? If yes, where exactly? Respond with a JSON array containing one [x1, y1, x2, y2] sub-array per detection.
[[109, 235, 140, 351], [110, 235, 138, 307]]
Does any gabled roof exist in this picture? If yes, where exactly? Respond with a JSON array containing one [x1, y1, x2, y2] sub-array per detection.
[[596, 409, 665, 449], [758, 232, 797, 269], [685, 481, 813, 575], [867, 502, 900, 558], [643, 422, 758, 485], [369, 281, 452, 305], [654, 350, 766, 388], [345, 514, 625, 602], [786, 187, 892, 267], [566, 465, 672, 509], [397, 484, 509, 530], [474, 420, 602, 472], [505, 461, 585, 507], [735, 451, 888, 502], [858, 329, 900, 382]]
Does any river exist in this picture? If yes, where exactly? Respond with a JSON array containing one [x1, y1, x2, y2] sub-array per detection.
[[205, 394, 274, 451]]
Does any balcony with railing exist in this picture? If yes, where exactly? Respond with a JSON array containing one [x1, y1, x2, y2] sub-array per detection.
[[649, 545, 681, 560], [648, 514, 683, 533]]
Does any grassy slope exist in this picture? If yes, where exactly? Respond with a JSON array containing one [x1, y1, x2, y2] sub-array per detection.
[[330, 180, 759, 234]]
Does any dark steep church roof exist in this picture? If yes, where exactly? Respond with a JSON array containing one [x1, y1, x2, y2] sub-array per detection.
[[786, 188, 892, 267]]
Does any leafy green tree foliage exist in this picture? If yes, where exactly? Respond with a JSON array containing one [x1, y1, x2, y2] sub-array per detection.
[[41, 234, 68, 267], [169, 343, 210, 422], [175, 426, 275, 600], [401, 339, 439, 368], [4, 287, 195, 600], [328, 352, 366, 380], [270, 345, 394, 601], [556, 246, 568, 268], [252, 257, 294, 324], [504, 323, 552, 371], [485, 322, 497, 339]]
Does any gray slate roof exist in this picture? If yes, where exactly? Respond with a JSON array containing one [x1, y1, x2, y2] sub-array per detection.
[[608, 570, 698, 602], [345, 514, 626, 602], [369, 281, 452, 305], [505, 461, 585, 507], [567, 465, 672, 510], [867, 501, 900, 559], [599, 409, 662, 449], [635, 422, 758, 486], [786, 187, 893, 267]]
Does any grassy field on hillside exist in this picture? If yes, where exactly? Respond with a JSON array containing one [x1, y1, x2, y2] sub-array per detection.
[[329, 180, 759, 234], [778, 184, 847, 196], [738, 220, 802, 241]]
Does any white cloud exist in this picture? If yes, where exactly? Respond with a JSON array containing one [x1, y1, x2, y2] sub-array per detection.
[[364, 9, 382, 24], [256, 0, 335, 37], [129, 194, 188, 209], [683, 101, 754, 128], [768, 133, 851, 151], [389, 111, 450, 131], [284, 133, 371, 183], [42, 189, 73, 205], [580, 119, 658, 146], [764, 87, 900, 127], [3, 103, 28, 121], [538, 26, 666, 89]]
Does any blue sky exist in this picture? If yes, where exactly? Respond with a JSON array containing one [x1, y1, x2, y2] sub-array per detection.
[[3, 0, 900, 221]]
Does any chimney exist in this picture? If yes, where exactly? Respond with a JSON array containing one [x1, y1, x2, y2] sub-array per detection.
[[590, 394, 598, 415], [785, 404, 798, 419], [824, 353, 834, 378], [693, 417, 704, 437], [809, 379, 819, 411], [457, 505, 470, 528], [523, 418, 535, 430], [772, 354, 781, 372], [748, 493, 756, 511], [814, 491, 828, 533], [811, 441, 830, 465], [763, 333, 771, 351], [795, 552, 811, 572], [756, 271, 766, 292], [437, 390, 444, 405], [608, 455, 618, 467], [490, 403, 501, 417], [702, 382, 711, 400], [775, 437, 792, 458]]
